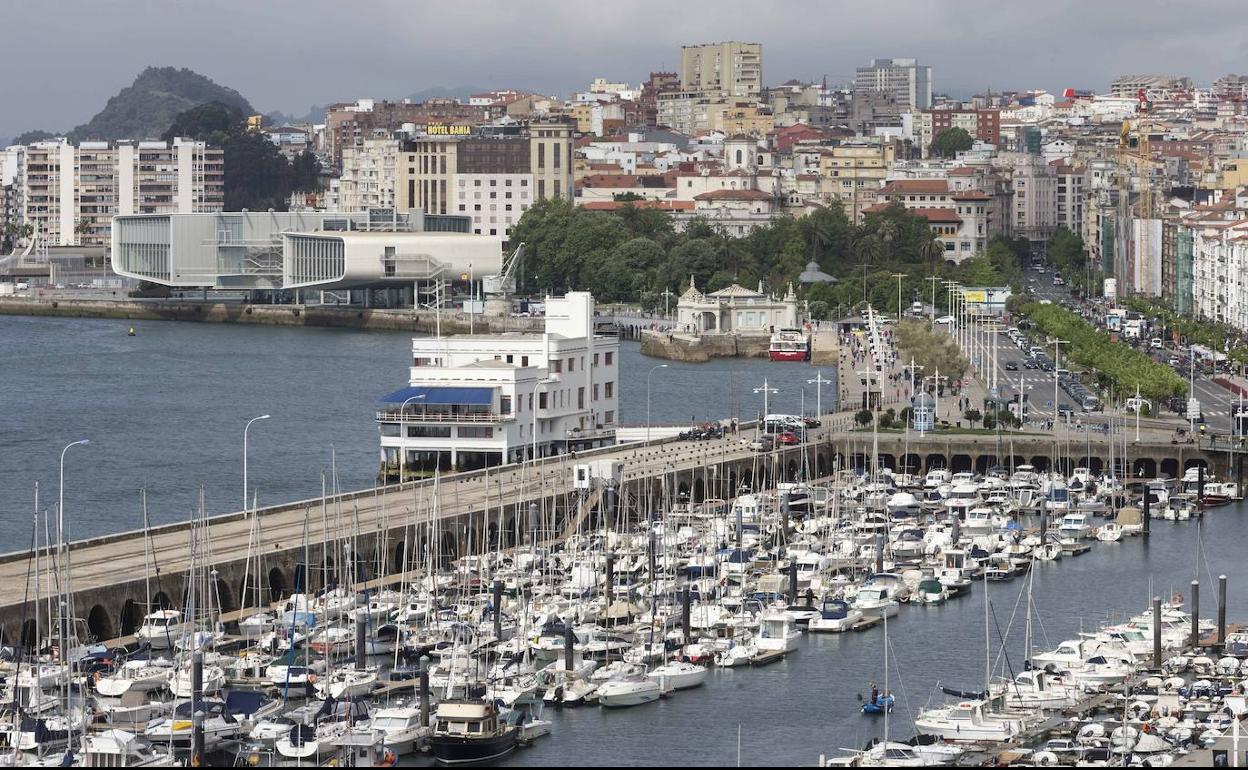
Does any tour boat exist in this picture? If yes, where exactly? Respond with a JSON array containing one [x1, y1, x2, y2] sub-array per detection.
[[768, 328, 810, 361]]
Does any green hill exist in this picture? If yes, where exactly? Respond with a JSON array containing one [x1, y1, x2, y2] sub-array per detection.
[[69, 66, 254, 141]]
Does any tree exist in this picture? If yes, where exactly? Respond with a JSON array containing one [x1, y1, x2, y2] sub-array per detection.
[[963, 408, 982, 427], [930, 127, 974, 158], [919, 232, 946, 271], [855, 409, 874, 427], [982, 412, 997, 430]]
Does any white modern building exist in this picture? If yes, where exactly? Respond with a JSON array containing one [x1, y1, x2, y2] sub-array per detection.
[[111, 209, 501, 290], [377, 292, 619, 476], [854, 58, 933, 111]]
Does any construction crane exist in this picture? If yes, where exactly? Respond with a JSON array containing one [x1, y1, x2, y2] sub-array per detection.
[[482, 241, 526, 298], [1115, 89, 1154, 295]]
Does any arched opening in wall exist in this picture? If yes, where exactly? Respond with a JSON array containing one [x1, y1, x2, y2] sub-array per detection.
[[1054, 457, 1073, 476], [238, 573, 263, 611], [850, 453, 868, 473], [152, 591, 173, 611], [786, 460, 798, 481], [902, 454, 922, 475], [1160, 458, 1180, 479], [816, 455, 828, 477], [20, 619, 36, 650], [834, 452, 846, 473], [1184, 458, 1209, 473], [1009, 455, 1026, 473], [1133, 458, 1158, 479], [951, 454, 973, 473], [440, 531, 458, 570], [87, 604, 114, 642], [877, 454, 895, 471], [1030, 456, 1050, 472], [692, 478, 705, 504], [120, 599, 146, 636], [213, 577, 237, 615], [974, 455, 995, 474], [925, 454, 947, 472], [677, 482, 690, 503], [291, 563, 306, 595], [1082, 457, 1104, 475], [393, 541, 410, 575]]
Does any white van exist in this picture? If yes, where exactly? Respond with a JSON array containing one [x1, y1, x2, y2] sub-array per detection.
[[910, 301, 924, 315], [1149, 337, 1163, 349]]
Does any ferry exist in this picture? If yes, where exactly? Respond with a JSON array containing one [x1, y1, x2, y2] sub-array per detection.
[[768, 328, 810, 362]]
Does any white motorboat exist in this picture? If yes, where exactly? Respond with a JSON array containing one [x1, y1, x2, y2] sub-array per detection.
[[135, 610, 184, 650], [168, 664, 225, 698], [913, 698, 1027, 743], [1058, 512, 1092, 540], [1096, 522, 1124, 542], [647, 661, 708, 690], [755, 613, 801, 653], [314, 668, 378, 700], [94, 658, 174, 697], [357, 706, 426, 755], [808, 598, 863, 633], [596, 674, 662, 707]]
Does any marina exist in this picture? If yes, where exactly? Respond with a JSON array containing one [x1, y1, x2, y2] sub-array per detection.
[[5, 311, 1248, 767]]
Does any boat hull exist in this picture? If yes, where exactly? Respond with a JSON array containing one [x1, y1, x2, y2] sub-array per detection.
[[428, 730, 518, 765]]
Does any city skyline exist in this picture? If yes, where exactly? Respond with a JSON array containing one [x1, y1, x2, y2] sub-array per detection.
[[4, 0, 1248, 142]]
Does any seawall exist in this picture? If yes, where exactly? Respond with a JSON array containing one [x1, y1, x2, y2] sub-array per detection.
[[640, 329, 771, 362], [0, 297, 543, 334]]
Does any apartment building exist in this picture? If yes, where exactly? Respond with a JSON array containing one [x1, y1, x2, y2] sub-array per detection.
[[19, 138, 223, 247], [338, 138, 399, 211], [679, 41, 763, 99], [996, 153, 1058, 243], [815, 140, 896, 222], [396, 121, 573, 237], [1053, 161, 1085, 235], [323, 98, 488, 167], [854, 58, 933, 111], [1109, 74, 1193, 97], [873, 178, 992, 262], [917, 109, 1002, 152]]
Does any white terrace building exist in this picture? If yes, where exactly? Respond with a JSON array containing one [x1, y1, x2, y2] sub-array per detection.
[[377, 292, 619, 477]]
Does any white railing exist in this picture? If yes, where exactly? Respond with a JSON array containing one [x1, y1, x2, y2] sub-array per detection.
[[376, 410, 507, 423]]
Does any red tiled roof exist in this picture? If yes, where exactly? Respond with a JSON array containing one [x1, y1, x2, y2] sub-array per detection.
[[581, 199, 694, 211], [879, 179, 950, 195], [910, 207, 963, 224], [951, 190, 990, 200], [693, 189, 773, 202], [948, 167, 977, 176]]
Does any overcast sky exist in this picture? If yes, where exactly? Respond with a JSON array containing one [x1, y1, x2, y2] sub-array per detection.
[[4, 0, 1248, 142]]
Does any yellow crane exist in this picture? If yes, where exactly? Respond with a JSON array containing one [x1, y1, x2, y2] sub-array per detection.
[[1116, 90, 1154, 294]]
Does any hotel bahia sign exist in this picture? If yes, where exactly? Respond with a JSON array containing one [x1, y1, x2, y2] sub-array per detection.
[[425, 123, 473, 136]]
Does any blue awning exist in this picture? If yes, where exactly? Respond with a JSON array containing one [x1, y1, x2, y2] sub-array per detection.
[[380, 385, 494, 406]]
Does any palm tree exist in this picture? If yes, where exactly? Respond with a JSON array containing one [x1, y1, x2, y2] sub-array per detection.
[[857, 233, 885, 264], [876, 218, 899, 262], [920, 233, 946, 272]]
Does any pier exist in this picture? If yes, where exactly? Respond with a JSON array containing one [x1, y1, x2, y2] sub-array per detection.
[[0, 423, 1234, 646]]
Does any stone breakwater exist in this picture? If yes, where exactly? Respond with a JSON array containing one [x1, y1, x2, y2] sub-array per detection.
[[0, 297, 543, 334]]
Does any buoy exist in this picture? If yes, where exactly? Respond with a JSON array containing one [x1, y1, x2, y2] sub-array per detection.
[[127, 327, 136, 336]]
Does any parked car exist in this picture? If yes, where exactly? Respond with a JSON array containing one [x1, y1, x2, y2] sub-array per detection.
[[748, 435, 775, 452], [776, 431, 801, 446], [1005, 361, 1019, 371]]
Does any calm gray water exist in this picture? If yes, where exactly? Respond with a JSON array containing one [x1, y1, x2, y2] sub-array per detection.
[[3, 314, 1246, 765], [0, 315, 835, 540]]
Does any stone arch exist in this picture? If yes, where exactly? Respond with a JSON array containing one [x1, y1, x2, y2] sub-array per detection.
[[925, 453, 947, 472], [1160, 458, 1180, 479], [1030, 456, 1050, 472], [975, 455, 995, 473], [901, 453, 921, 474], [816, 455, 828, 477], [19, 619, 36, 650], [677, 481, 690, 501], [239, 573, 263, 611], [1184, 458, 1209, 473], [213, 576, 237, 615], [879, 454, 896, 471], [120, 599, 146, 636], [440, 531, 459, 568], [87, 604, 115, 642], [152, 591, 173, 611], [786, 459, 798, 481], [850, 453, 868, 472], [1009, 455, 1026, 472], [951, 454, 973, 473], [392, 541, 409, 575], [693, 477, 706, 503], [292, 562, 307, 594], [1132, 457, 1157, 479]]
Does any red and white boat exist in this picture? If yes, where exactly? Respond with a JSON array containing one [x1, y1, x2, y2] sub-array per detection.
[[768, 328, 809, 362]]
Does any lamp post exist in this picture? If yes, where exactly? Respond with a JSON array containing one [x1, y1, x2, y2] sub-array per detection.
[[892, 272, 907, 322], [1050, 337, 1069, 426], [243, 414, 271, 510], [397, 396, 425, 483], [646, 364, 669, 443], [807, 370, 832, 419], [753, 378, 778, 426], [57, 438, 89, 626]]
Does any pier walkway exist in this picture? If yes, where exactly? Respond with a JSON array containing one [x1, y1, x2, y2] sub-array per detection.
[[0, 421, 1234, 644]]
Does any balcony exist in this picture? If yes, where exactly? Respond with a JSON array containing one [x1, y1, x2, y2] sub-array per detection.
[[376, 409, 506, 424]]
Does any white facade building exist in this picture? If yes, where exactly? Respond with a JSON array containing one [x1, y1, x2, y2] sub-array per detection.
[[338, 138, 399, 212], [378, 292, 618, 476], [453, 172, 533, 237]]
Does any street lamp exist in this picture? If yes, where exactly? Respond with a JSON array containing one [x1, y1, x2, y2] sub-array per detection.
[[753, 378, 778, 425], [397, 396, 425, 483], [1049, 337, 1069, 427], [807, 370, 832, 420], [646, 364, 669, 443], [58, 438, 89, 623], [891, 272, 907, 322], [243, 414, 271, 510]]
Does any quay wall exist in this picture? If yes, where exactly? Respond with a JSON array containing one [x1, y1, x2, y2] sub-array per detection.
[[0, 429, 1238, 645], [640, 329, 771, 362], [0, 297, 544, 335]]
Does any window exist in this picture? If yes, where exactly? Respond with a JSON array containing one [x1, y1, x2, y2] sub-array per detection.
[[604, 382, 614, 398], [500, 395, 512, 414], [521, 355, 529, 367], [578, 387, 585, 409], [408, 425, 452, 438], [567, 357, 574, 372], [551, 359, 562, 373], [459, 426, 493, 438], [604, 351, 614, 365], [539, 392, 548, 409], [593, 353, 599, 366], [605, 410, 615, 424], [593, 384, 599, 400]]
